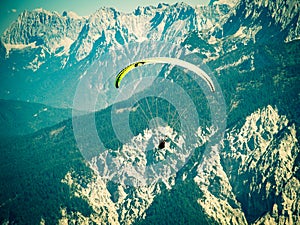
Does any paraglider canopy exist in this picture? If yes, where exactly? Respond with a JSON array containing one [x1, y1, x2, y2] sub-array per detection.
[[115, 57, 216, 92]]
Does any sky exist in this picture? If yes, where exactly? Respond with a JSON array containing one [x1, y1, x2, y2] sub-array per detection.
[[0, 0, 210, 35]]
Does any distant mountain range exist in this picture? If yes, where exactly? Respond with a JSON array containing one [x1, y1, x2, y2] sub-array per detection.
[[0, 0, 299, 224], [0, 2, 231, 108]]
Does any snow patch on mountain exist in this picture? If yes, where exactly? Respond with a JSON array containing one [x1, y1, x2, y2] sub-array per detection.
[[3, 42, 38, 57], [215, 53, 255, 74], [209, 0, 239, 8]]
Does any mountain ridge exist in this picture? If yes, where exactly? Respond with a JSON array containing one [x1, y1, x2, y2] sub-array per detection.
[[0, 0, 299, 224], [0, 2, 233, 108], [1, 2, 231, 62]]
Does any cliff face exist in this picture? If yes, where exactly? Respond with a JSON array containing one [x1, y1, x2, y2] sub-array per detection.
[[221, 106, 299, 224], [55, 105, 299, 225]]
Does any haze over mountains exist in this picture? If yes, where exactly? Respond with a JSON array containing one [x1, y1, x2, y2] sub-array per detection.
[[0, 0, 299, 224], [0, 99, 71, 137]]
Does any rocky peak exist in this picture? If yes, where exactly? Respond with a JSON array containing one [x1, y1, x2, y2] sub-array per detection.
[[222, 105, 299, 224], [189, 105, 299, 224], [1, 3, 229, 62], [1, 9, 85, 56], [209, 0, 300, 51]]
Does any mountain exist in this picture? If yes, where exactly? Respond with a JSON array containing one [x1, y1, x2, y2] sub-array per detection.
[[0, 38, 299, 224], [213, 0, 300, 43], [1, 3, 232, 60], [183, 0, 300, 60], [0, 0, 299, 224], [0, 99, 72, 137], [193, 104, 299, 225], [0, 2, 231, 108], [221, 106, 299, 224], [0, 79, 298, 224], [0, 119, 93, 225]]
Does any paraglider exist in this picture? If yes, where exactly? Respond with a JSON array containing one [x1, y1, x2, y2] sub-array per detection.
[[158, 136, 168, 149], [158, 140, 165, 149], [115, 57, 215, 92]]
